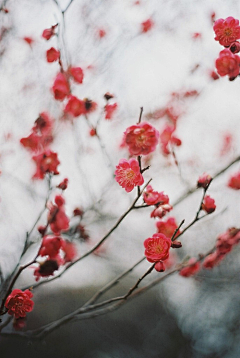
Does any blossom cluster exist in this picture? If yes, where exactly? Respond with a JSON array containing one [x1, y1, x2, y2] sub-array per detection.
[[203, 227, 240, 269], [20, 112, 60, 179], [115, 121, 159, 192], [34, 193, 77, 281], [34, 234, 76, 281], [214, 17, 240, 80]]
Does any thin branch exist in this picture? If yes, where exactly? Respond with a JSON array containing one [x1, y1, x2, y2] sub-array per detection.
[[173, 155, 240, 207], [0, 258, 37, 315], [28, 179, 152, 290], [138, 107, 143, 124], [83, 256, 146, 307]]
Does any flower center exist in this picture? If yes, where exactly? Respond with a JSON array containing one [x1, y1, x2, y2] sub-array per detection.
[[154, 243, 163, 254], [126, 169, 135, 180], [224, 28, 233, 36]]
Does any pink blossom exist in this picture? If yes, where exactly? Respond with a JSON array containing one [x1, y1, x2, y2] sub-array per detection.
[[179, 258, 201, 277], [5, 289, 34, 319], [143, 185, 169, 206], [156, 217, 180, 239], [124, 122, 159, 156], [104, 103, 118, 120], [64, 96, 85, 117], [144, 233, 171, 262], [48, 195, 69, 235], [62, 240, 77, 263], [46, 47, 60, 62], [32, 150, 60, 179], [228, 171, 240, 189], [215, 49, 240, 80], [150, 203, 172, 219], [159, 124, 181, 156], [141, 19, 154, 33], [115, 158, 144, 192], [38, 235, 63, 259], [42, 25, 57, 40], [213, 17, 240, 47], [52, 73, 70, 101], [197, 173, 212, 189], [201, 195, 216, 214], [69, 66, 84, 84]]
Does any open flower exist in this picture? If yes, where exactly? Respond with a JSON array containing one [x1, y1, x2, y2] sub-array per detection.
[[32, 150, 60, 179], [143, 185, 169, 206], [115, 158, 144, 192], [213, 17, 240, 47], [5, 289, 34, 319], [215, 49, 240, 80], [144, 233, 171, 262], [124, 122, 159, 155]]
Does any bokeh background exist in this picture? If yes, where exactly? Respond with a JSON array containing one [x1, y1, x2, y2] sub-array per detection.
[[1, 0, 240, 357]]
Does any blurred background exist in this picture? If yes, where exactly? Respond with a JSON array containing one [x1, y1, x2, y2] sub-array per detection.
[[1, 0, 240, 357]]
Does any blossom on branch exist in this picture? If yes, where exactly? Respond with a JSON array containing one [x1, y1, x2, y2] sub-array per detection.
[[143, 185, 169, 206], [215, 49, 240, 80], [197, 173, 212, 189], [32, 150, 60, 179], [179, 258, 201, 277], [115, 158, 144, 192], [156, 217, 180, 238], [144, 233, 171, 263], [38, 235, 63, 260], [64, 96, 85, 117], [228, 171, 240, 189], [150, 203, 172, 219], [42, 25, 57, 40], [20, 112, 54, 152], [141, 18, 154, 33], [124, 122, 159, 155], [69, 66, 84, 84], [5, 289, 34, 319], [213, 17, 240, 47], [201, 195, 216, 214], [203, 228, 240, 269], [46, 47, 60, 63], [159, 124, 181, 156], [47, 195, 69, 235], [52, 73, 70, 101], [104, 103, 118, 120]]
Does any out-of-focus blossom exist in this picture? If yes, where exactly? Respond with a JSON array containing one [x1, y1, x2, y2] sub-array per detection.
[[124, 122, 159, 155]]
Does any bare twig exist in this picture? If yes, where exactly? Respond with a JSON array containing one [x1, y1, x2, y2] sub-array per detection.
[[27, 179, 152, 290], [173, 155, 240, 207]]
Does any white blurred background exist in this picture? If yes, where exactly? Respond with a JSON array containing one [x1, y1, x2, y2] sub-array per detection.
[[1, 0, 240, 357]]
